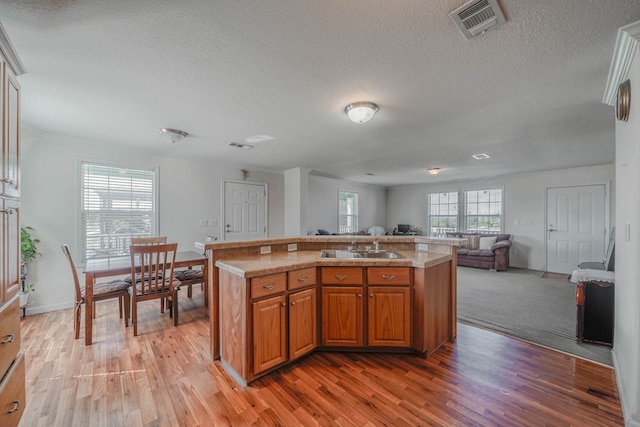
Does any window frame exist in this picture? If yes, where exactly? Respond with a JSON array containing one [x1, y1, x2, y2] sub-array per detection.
[[426, 186, 504, 235], [80, 160, 159, 262], [338, 190, 359, 234], [427, 191, 459, 236]]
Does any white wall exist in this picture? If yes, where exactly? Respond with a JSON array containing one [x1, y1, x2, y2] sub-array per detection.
[[20, 132, 284, 315], [387, 164, 615, 270], [307, 175, 387, 235], [613, 46, 640, 426]]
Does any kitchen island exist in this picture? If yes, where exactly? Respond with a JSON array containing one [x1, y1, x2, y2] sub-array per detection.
[[201, 236, 463, 386]]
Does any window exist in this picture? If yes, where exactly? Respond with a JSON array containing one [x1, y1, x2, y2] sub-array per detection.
[[81, 162, 158, 260], [426, 188, 503, 235], [465, 189, 502, 232], [428, 192, 459, 236], [338, 191, 358, 234]]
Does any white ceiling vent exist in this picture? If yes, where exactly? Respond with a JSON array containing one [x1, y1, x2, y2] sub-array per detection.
[[449, 0, 506, 40]]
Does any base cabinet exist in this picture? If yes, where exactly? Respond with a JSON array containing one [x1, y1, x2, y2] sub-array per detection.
[[289, 287, 317, 360], [321, 286, 363, 347], [368, 286, 411, 347], [252, 294, 287, 374]]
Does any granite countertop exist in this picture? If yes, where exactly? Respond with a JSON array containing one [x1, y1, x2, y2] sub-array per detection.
[[215, 250, 452, 278]]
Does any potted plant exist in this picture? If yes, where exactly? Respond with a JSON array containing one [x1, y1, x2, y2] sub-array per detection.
[[20, 226, 41, 307]]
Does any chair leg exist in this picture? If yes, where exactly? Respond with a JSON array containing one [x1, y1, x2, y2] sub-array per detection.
[[172, 290, 179, 327], [123, 292, 131, 328], [75, 302, 82, 340], [132, 296, 138, 337], [118, 296, 123, 319], [93, 302, 96, 318], [187, 284, 193, 299]]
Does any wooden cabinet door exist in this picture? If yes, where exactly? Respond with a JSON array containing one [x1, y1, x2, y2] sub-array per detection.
[[367, 286, 411, 347], [289, 288, 317, 360], [1, 200, 20, 303], [252, 294, 287, 375], [321, 286, 362, 347], [2, 68, 20, 198]]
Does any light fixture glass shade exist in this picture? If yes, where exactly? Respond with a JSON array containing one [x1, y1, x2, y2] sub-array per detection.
[[159, 128, 188, 143], [428, 168, 441, 175], [345, 101, 378, 123]]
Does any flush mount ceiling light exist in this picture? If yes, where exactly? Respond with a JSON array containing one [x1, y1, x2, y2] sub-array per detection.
[[428, 168, 441, 175], [472, 153, 491, 160], [159, 128, 188, 143], [345, 101, 378, 123]]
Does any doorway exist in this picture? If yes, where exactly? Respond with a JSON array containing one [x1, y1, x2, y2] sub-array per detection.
[[546, 185, 607, 274], [223, 180, 268, 241]]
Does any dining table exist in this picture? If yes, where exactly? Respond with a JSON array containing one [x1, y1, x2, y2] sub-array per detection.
[[83, 250, 208, 345]]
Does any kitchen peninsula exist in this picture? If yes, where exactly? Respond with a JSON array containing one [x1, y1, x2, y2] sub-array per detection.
[[200, 236, 463, 386]]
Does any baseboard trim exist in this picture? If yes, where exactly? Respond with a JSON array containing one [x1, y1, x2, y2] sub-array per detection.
[[612, 348, 640, 426], [23, 301, 74, 316]]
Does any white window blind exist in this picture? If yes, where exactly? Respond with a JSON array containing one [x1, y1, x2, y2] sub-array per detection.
[[81, 162, 157, 260]]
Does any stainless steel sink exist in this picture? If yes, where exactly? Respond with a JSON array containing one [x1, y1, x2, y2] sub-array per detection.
[[321, 250, 404, 259]]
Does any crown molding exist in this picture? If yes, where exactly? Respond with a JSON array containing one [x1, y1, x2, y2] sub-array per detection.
[[0, 21, 26, 76], [603, 20, 640, 106]]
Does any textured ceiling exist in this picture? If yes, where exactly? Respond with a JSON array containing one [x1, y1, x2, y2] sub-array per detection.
[[1, 0, 639, 186]]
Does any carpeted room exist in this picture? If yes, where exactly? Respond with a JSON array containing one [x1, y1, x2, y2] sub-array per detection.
[[456, 266, 613, 366]]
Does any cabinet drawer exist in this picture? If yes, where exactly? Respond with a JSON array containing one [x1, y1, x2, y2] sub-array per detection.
[[0, 352, 25, 427], [288, 267, 316, 291], [367, 267, 411, 285], [321, 267, 363, 285], [251, 273, 286, 299], [0, 298, 20, 379]]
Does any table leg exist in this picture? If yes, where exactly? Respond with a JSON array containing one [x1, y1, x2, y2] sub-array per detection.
[[85, 272, 94, 345]]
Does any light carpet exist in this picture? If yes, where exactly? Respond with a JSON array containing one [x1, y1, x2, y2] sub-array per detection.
[[457, 266, 613, 366]]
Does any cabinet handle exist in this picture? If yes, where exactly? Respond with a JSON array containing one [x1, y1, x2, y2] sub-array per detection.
[[0, 209, 15, 215], [291, 301, 296, 306], [7, 400, 20, 414], [369, 293, 374, 297], [1, 334, 14, 344], [263, 284, 276, 290], [281, 302, 287, 307], [297, 277, 309, 283], [382, 274, 395, 280], [335, 275, 348, 280], [357, 293, 362, 298], [1, 178, 14, 185]]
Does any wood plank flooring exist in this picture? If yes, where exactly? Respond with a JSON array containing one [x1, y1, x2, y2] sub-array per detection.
[[19, 287, 623, 426]]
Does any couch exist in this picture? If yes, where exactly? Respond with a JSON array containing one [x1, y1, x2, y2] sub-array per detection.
[[446, 232, 512, 271]]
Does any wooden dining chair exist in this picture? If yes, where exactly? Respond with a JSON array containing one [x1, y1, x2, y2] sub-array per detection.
[[129, 242, 181, 336], [61, 244, 131, 339], [131, 236, 167, 245]]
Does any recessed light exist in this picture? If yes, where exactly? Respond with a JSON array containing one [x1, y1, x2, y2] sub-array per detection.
[[428, 168, 441, 175], [228, 142, 254, 149], [472, 153, 490, 160]]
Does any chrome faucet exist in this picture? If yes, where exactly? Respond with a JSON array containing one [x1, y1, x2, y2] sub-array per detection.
[[373, 241, 380, 252]]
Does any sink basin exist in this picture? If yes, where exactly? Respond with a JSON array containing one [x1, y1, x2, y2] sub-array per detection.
[[321, 250, 404, 259]]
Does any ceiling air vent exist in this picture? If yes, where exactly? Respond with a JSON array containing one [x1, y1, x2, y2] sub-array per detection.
[[449, 0, 506, 40]]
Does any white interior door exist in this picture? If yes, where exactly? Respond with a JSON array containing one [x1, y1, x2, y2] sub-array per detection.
[[223, 180, 267, 241], [546, 185, 606, 274]]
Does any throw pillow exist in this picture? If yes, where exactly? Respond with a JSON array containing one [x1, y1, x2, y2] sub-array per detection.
[[461, 234, 480, 249], [479, 236, 497, 250], [317, 229, 331, 235]]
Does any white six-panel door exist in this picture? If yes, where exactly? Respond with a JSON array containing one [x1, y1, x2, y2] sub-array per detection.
[[546, 185, 606, 274], [223, 180, 267, 241]]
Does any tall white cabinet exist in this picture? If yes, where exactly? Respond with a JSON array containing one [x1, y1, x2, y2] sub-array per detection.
[[0, 21, 25, 427]]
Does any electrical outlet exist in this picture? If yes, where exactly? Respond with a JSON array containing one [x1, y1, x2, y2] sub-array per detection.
[[288, 243, 297, 252], [209, 219, 217, 227], [260, 245, 271, 254], [199, 220, 208, 227], [512, 248, 518, 255], [417, 243, 428, 251]]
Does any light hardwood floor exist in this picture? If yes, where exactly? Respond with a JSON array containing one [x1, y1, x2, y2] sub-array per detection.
[[19, 287, 623, 426]]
